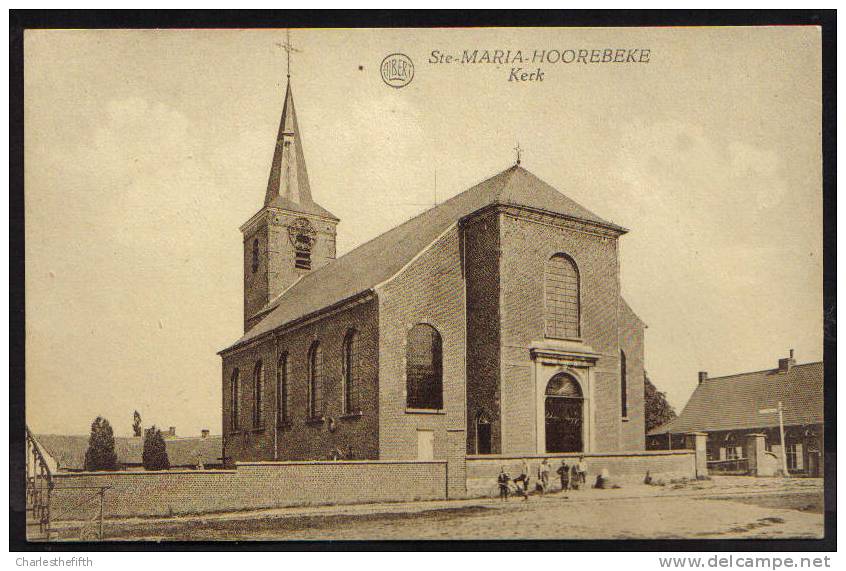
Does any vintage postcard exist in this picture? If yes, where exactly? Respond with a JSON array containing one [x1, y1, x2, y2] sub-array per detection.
[[20, 22, 827, 543]]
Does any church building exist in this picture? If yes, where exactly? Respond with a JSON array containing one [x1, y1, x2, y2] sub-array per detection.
[[219, 77, 647, 463]]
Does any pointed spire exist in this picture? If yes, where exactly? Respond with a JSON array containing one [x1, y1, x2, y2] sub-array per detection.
[[264, 79, 314, 208]]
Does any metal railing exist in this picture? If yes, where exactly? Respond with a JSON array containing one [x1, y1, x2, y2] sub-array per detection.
[[25, 427, 109, 541], [707, 457, 750, 475], [25, 426, 54, 539]]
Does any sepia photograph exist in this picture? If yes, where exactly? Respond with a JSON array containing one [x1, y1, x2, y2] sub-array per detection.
[[12, 12, 833, 548]]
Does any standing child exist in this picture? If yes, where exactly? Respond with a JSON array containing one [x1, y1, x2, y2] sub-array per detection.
[[497, 467, 511, 501], [538, 459, 551, 496], [557, 460, 570, 492]]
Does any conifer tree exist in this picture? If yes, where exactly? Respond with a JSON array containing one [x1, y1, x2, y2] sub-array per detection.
[[83, 416, 118, 471], [142, 426, 170, 471]]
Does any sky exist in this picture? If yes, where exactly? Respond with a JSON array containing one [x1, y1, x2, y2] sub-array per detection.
[[24, 27, 822, 437]]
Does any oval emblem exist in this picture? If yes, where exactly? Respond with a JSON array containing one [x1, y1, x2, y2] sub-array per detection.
[[380, 53, 414, 88]]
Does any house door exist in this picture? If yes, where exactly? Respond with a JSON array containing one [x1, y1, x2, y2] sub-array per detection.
[[545, 373, 583, 453], [417, 430, 434, 461]]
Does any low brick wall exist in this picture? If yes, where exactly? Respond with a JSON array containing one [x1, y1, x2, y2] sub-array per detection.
[[49, 460, 447, 520], [465, 451, 696, 495]]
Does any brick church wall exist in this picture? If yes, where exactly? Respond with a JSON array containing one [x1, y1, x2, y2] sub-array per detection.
[[497, 210, 627, 453], [464, 212, 502, 454], [619, 299, 646, 450], [222, 298, 380, 462], [376, 225, 467, 460]]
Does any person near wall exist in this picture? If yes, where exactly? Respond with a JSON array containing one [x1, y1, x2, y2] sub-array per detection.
[[569, 463, 580, 490], [557, 460, 570, 492], [497, 467, 512, 501], [577, 455, 588, 486], [513, 458, 531, 500], [538, 459, 551, 496]]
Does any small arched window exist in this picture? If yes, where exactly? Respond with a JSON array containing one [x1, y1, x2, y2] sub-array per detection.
[[251, 238, 260, 273], [343, 330, 360, 414], [620, 350, 628, 418], [406, 324, 443, 410], [308, 342, 323, 418], [253, 361, 264, 428], [230, 368, 240, 432], [277, 353, 290, 426], [545, 253, 580, 339], [475, 410, 492, 455]]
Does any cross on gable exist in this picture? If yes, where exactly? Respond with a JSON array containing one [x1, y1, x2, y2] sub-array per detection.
[[514, 142, 523, 165]]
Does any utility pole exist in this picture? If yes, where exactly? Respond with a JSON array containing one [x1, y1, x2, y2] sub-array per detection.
[[778, 401, 789, 477]]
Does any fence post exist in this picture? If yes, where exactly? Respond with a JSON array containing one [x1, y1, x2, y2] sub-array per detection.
[[98, 488, 105, 540], [685, 432, 708, 479]]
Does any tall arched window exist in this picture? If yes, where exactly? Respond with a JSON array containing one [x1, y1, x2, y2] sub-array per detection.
[[406, 324, 443, 410], [545, 253, 580, 339], [343, 330, 360, 414], [230, 368, 240, 432], [277, 353, 290, 426], [253, 361, 264, 428], [251, 238, 259, 273], [620, 350, 628, 418], [308, 342, 323, 418]]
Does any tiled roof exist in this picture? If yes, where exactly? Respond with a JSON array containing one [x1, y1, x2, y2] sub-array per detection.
[[224, 164, 625, 351], [33, 434, 223, 471], [648, 361, 823, 435]]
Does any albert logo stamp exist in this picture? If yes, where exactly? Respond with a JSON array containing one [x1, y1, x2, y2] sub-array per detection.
[[380, 53, 414, 88]]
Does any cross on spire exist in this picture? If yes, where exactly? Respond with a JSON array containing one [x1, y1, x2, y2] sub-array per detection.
[[275, 29, 301, 79], [514, 142, 523, 165]]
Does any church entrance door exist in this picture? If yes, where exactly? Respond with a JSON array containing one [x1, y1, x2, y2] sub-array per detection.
[[544, 373, 583, 453]]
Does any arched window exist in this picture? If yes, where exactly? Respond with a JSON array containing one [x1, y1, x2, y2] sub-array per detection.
[[545, 253, 580, 339], [342, 330, 360, 414], [277, 353, 290, 426], [406, 324, 443, 410], [230, 368, 240, 432], [251, 239, 259, 273], [620, 350, 628, 418], [308, 342, 323, 418], [253, 361, 264, 429]]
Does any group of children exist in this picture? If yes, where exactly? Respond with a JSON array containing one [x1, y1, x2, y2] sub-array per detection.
[[496, 457, 588, 500]]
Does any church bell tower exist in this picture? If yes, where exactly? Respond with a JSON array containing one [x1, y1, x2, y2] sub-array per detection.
[[241, 74, 339, 332]]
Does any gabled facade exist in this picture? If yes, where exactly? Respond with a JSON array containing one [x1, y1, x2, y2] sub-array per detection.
[[219, 78, 647, 463], [648, 354, 823, 476]]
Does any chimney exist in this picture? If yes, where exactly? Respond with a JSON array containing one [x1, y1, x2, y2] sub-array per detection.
[[778, 349, 796, 373], [698, 371, 708, 385], [201, 429, 209, 439]]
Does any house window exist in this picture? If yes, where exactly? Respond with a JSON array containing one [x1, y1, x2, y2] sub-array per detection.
[[308, 342, 323, 419], [406, 324, 443, 410], [253, 361, 264, 429], [545, 253, 580, 339], [342, 330, 360, 414], [277, 353, 290, 426], [786, 442, 804, 471], [251, 239, 259, 273], [230, 368, 240, 432], [620, 350, 628, 418]]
